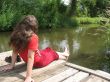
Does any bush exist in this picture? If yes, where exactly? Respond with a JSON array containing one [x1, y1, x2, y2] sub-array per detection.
[[0, 2, 16, 31], [0, 0, 78, 31]]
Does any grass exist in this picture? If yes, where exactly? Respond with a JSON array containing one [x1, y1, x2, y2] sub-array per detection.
[[75, 17, 110, 25]]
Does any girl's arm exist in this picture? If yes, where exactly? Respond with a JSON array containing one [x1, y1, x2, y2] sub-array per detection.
[[24, 49, 34, 82], [11, 50, 18, 67]]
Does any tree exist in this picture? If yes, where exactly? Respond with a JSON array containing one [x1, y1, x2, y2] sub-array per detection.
[[76, 0, 110, 17], [66, 0, 77, 17]]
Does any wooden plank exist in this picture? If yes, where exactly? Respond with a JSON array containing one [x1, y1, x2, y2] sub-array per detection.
[[0, 61, 25, 73], [0, 62, 26, 78], [0, 51, 12, 61], [62, 71, 89, 82], [16, 65, 69, 82], [0, 51, 12, 66], [0, 60, 65, 82], [96, 70, 110, 79], [66, 62, 110, 81], [42, 68, 78, 82], [33, 65, 68, 82], [83, 75, 109, 82], [0, 51, 23, 66]]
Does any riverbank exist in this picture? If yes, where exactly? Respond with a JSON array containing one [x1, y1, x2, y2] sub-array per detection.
[[75, 17, 110, 25], [0, 16, 109, 31]]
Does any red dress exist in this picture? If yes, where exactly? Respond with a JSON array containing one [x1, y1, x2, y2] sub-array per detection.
[[19, 34, 59, 68]]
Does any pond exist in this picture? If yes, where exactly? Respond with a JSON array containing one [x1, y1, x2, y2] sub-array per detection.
[[0, 25, 110, 73]]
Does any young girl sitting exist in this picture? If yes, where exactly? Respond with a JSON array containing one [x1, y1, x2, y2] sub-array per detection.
[[2, 15, 69, 82]]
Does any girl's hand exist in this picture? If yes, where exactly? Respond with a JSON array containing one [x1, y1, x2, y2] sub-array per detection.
[[0, 64, 14, 72], [24, 77, 34, 82]]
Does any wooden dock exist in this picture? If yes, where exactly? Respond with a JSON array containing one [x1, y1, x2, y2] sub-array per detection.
[[0, 51, 110, 82]]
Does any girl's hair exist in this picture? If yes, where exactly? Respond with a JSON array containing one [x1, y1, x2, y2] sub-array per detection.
[[9, 15, 38, 52]]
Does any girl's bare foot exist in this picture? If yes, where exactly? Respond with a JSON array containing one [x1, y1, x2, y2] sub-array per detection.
[[63, 47, 70, 60], [56, 47, 70, 60]]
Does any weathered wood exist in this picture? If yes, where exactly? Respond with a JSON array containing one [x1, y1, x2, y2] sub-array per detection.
[[0, 51, 110, 82], [96, 70, 110, 79], [16, 65, 69, 82], [0, 60, 65, 82], [0, 51, 22, 66], [0, 51, 12, 66], [66, 62, 110, 81], [42, 68, 78, 82], [0, 51, 12, 61], [83, 75, 109, 82], [62, 71, 89, 82], [0, 61, 25, 73]]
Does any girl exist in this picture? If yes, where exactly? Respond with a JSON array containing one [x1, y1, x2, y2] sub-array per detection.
[[3, 15, 69, 82]]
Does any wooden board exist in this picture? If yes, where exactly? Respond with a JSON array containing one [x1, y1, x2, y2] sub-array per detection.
[[0, 51, 110, 82], [0, 51, 12, 61], [83, 75, 109, 82], [42, 68, 78, 82], [16, 65, 69, 82], [96, 70, 110, 79], [0, 51, 12, 66], [66, 62, 110, 81], [0, 60, 65, 82], [62, 71, 89, 82]]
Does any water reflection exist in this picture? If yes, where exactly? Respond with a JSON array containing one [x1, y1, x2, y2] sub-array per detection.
[[40, 37, 50, 49], [0, 27, 110, 73], [0, 32, 11, 52], [72, 40, 80, 54], [59, 40, 68, 49]]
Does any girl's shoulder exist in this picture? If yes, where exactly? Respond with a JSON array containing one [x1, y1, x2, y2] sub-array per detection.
[[28, 33, 39, 50], [28, 33, 39, 43], [31, 33, 39, 39]]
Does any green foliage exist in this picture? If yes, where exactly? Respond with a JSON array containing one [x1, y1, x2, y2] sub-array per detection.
[[76, 0, 97, 17], [96, 0, 110, 17], [0, 2, 16, 31], [76, 17, 109, 24], [0, 0, 109, 31], [0, 0, 78, 31], [33, 0, 77, 28], [76, 0, 110, 17]]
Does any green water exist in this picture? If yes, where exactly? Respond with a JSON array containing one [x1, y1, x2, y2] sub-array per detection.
[[0, 26, 110, 73]]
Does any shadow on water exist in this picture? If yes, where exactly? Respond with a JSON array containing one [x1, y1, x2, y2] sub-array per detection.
[[0, 26, 110, 73]]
